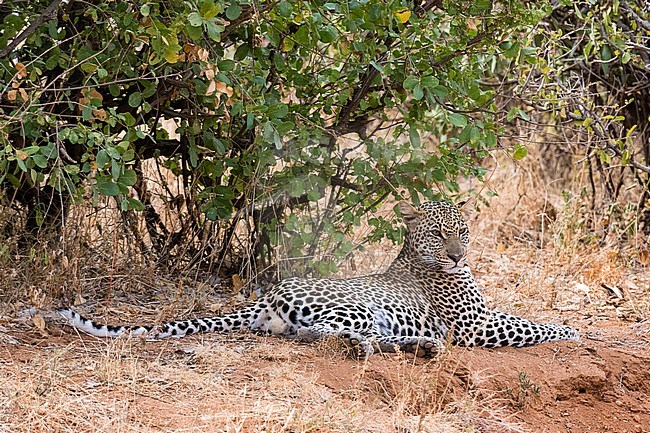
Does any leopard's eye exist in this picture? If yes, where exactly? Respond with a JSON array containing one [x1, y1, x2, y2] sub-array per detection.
[[459, 226, 468, 236], [431, 229, 443, 238]]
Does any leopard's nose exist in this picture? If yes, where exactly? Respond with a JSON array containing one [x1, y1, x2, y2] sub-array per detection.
[[448, 253, 463, 264]]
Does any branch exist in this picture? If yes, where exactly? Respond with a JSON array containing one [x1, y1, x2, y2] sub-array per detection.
[[133, 137, 183, 160], [330, 175, 362, 192], [430, 31, 490, 68], [564, 109, 650, 175], [335, 37, 395, 135], [433, 94, 497, 115], [0, 0, 63, 58], [621, 1, 650, 31], [414, 0, 444, 16], [159, 107, 222, 120], [221, 1, 278, 39]]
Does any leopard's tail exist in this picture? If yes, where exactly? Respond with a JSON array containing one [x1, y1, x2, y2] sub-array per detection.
[[59, 306, 258, 338]]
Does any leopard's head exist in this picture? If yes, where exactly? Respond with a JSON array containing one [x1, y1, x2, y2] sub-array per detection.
[[398, 200, 469, 271]]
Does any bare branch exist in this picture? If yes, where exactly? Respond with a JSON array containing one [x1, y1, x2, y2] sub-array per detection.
[[0, 0, 63, 58]]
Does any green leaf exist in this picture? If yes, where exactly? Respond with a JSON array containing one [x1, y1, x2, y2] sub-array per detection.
[[119, 169, 138, 186], [448, 113, 467, 128], [32, 154, 48, 168], [200, 0, 222, 18], [278, 1, 293, 17], [189, 145, 198, 167], [106, 146, 121, 159], [403, 75, 419, 90], [188, 12, 203, 27], [64, 164, 80, 175], [30, 169, 39, 184], [412, 83, 424, 100], [111, 159, 121, 180], [96, 149, 110, 167], [503, 41, 520, 59], [96, 177, 120, 196], [217, 59, 235, 71], [225, 3, 242, 20], [205, 21, 224, 41], [409, 128, 421, 148], [23, 146, 40, 155], [294, 25, 310, 45], [82, 106, 93, 121], [122, 112, 136, 127], [187, 24, 203, 40], [267, 103, 288, 119], [80, 62, 96, 73], [163, 45, 181, 64], [621, 51, 631, 64], [45, 52, 60, 70], [470, 0, 491, 13], [601, 45, 612, 75], [126, 197, 144, 211], [513, 144, 528, 160], [128, 92, 142, 107], [275, 121, 294, 135], [485, 132, 497, 148], [40, 144, 57, 159], [420, 76, 439, 88], [319, 26, 337, 43], [431, 85, 448, 98]]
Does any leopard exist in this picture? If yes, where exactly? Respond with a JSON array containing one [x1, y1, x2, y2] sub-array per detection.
[[60, 200, 580, 357]]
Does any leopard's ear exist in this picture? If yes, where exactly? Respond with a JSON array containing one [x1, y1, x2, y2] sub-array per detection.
[[455, 198, 473, 218], [397, 201, 423, 230]]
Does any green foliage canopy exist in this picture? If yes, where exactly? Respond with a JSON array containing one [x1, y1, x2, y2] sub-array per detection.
[[0, 0, 548, 274]]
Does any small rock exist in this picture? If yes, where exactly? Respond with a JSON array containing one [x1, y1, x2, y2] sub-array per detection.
[[603, 391, 617, 402], [319, 390, 333, 402]]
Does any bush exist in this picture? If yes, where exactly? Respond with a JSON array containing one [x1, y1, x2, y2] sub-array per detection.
[[1, 0, 548, 278]]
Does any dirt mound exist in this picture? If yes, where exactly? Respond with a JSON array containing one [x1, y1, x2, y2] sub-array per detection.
[[294, 330, 650, 432], [455, 342, 650, 433]]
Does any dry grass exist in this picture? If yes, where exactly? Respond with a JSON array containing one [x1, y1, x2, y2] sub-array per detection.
[[0, 332, 528, 433]]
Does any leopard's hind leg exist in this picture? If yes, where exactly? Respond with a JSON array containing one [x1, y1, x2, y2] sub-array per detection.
[[294, 303, 377, 356]]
